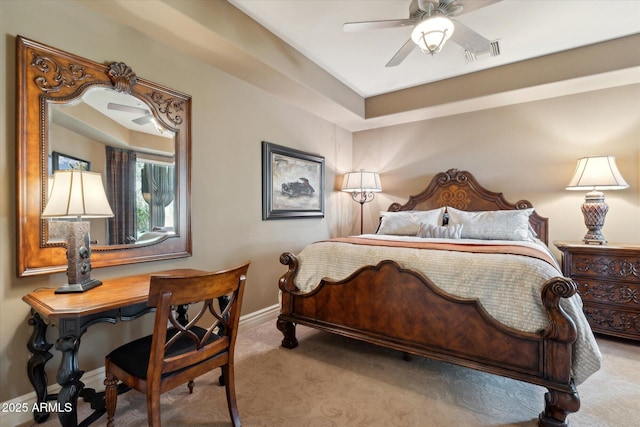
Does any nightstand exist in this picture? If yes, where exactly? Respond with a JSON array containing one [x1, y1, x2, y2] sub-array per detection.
[[554, 241, 640, 341]]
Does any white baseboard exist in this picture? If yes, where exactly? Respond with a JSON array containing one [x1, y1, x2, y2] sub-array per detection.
[[1, 304, 279, 427], [238, 303, 279, 332]]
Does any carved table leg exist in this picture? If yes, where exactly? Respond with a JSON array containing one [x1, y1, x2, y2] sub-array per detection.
[[27, 311, 54, 423], [538, 385, 580, 427], [277, 318, 298, 349], [176, 304, 189, 326], [218, 295, 231, 311], [56, 335, 85, 427]]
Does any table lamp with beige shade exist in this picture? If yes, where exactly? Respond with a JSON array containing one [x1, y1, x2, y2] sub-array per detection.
[[566, 155, 628, 244], [42, 170, 114, 293]]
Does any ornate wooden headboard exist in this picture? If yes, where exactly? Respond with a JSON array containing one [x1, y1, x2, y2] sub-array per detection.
[[387, 169, 549, 244]]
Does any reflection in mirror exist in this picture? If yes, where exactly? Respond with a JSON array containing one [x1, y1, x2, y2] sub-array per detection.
[[17, 36, 192, 277], [48, 88, 176, 247]]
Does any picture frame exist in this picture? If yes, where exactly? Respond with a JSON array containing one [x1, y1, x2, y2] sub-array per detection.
[[262, 141, 324, 220], [52, 151, 91, 171]]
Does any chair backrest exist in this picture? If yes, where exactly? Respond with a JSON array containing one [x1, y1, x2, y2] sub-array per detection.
[[146, 261, 250, 380]]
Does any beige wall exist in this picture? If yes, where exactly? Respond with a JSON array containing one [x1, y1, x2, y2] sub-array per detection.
[[0, 0, 352, 401], [2, 0, 639, 408], [352, 85, 640, 252]]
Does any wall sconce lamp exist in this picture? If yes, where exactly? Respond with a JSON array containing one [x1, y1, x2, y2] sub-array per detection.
[[42, 170, 114, 293], [342, 169, 382, 234], [566, 155, 628, 244]]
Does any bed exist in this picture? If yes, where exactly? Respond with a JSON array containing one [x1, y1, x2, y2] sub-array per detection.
[[277, 169, 602, 427]]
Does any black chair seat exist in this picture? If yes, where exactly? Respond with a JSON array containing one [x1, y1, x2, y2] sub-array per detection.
[[107, 327, 223, 380]]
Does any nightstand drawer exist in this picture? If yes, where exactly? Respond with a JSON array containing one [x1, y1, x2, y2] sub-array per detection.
[[582, 304, 640, 340], [575, 278, 640, 309], [569, 253, 640, 283]]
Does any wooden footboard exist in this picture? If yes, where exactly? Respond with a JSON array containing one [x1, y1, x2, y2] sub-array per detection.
[[277, 252, 581, 427]]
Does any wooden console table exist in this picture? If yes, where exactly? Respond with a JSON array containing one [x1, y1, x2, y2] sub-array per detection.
[[22, 269, 206, 427]]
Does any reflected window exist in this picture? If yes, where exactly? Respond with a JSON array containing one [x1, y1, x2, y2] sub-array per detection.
[[135, 157, 175, 242]]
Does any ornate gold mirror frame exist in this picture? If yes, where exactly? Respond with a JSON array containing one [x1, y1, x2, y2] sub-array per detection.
[[17, 36, 192, 277]]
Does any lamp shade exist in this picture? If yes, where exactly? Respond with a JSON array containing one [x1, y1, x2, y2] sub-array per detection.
[[43, 170, 114, 218], [342, 170, 382, 193], [411, 15, 455, 54], [566, 156, 629, 191]]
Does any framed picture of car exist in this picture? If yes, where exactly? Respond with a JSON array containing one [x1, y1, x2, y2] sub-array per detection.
[[262, 141, 325, 220]]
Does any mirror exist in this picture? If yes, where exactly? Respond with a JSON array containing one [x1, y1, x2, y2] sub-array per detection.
[[48, 89, 176, 246], [17, 36, 192, 277]]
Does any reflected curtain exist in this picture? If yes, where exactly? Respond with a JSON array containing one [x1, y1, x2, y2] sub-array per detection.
[[106, 147, 137, 244], [142, 164, 174, 230]]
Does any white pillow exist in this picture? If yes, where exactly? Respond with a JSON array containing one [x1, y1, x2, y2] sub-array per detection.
[[377, 208, 445, 235], [446, 207, 534, 241], [417, 222, 463, 239]]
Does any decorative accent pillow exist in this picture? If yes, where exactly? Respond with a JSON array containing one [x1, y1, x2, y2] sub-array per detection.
[[377, 208, 445, 235], [446, 207, 535, 241], [416, 222, 463, 239]]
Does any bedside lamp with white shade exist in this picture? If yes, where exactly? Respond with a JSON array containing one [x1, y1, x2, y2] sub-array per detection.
[[342, 169, 382, 235], [566, 155, 628, 245], [42, 170, 114, 293]]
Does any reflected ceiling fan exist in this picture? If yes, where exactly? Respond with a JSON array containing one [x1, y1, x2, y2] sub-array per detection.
[[343, 0, 499, 67], [107, 102, 154, 125]]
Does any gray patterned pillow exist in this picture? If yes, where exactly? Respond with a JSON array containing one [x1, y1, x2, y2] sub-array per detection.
[[447, 207, 534, 241], [377, 208, 445, 235], [416, 223, 463, 239]]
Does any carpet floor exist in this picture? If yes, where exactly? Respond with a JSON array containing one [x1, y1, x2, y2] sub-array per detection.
[[30, 321, 639, 427]]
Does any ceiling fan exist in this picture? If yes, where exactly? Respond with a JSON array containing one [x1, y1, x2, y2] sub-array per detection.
[[107, 102, 154, 125], [343, 0, 499, 67]]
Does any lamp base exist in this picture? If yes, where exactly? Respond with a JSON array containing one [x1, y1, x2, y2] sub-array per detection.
[[582, 235, 606, 245], [54, 279, 102, 294], [581, 190, 608, 245]]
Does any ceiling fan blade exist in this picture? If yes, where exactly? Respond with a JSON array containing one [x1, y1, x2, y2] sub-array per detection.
[[450, 20, 491, 54], [107, 102, 150, 115], [132, 115, 153, 125], [343, 19, 415, 32], [385, 38, 417, 67]]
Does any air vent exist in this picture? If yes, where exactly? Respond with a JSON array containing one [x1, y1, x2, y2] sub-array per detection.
[[489, 40, 500, 56], [464, 40, 501, 63]]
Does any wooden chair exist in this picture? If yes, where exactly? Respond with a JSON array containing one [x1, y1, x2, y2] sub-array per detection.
[[104, 261, 250, 427]]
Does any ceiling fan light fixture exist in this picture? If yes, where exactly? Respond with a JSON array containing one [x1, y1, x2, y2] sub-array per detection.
[[411, 15, 455, 55]]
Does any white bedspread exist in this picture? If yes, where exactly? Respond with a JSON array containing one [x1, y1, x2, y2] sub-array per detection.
[[293, 235, 602, 384]]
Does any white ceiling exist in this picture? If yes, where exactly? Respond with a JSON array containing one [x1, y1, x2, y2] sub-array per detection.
[[82, 89, 171, 139], [52, 88, 175, 157], [228, 0, 640, 98]]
